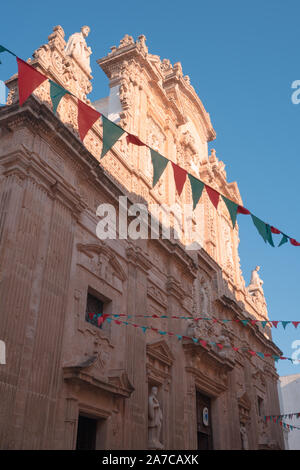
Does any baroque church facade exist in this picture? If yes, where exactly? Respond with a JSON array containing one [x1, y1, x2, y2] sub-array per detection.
[[0, 26, 284, 450]]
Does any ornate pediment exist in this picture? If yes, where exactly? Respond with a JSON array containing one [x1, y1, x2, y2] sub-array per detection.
[[63, 355, 134, 398], [77, 242, 127, 286], [146, 340, 174, 367]]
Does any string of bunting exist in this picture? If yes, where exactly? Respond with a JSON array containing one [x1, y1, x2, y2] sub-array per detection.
[[265, 413, 300, 421], [87, 312, 300, 330], [87, 313, 295, 363], [1, 45, 300, 248], [265, 417, 300, 432]]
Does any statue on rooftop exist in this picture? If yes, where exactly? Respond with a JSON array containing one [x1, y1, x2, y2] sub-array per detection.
[[65, 26, 92, 75], [248, 266, 263, 292]]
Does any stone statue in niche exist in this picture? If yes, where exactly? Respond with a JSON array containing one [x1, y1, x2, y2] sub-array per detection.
[[65, 26, 92, 75], [240, 423, 249, 450], [148, 386, 163, 449], [198, 279, 209, 315], [248, 266, 263, 292]]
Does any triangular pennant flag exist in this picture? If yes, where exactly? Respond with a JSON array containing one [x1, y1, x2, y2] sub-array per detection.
[[241, 320, 249, 326], [101, 115, 125, 158], [249, 350, 256, 356], [150, 149, 169, 187], [292, 322, 300, 329], [188, 174, 204, 209], [250, 320, 258, 325], [141, 326, 147, 333], [222, 195, 238, 228], [251, 214, 268, 243], [237, 206, 251, 215], [200, 340, 207, 348], [17, 57, 47, 106], [49, 80, 70, 114], [171, 162, 187, 196], [176, 335, 182, 340], [266, 224, 275, 247], [126, 133, 145, 146], [278, 234, 288, 247], [256, 352, 265, 358], [272, 321, 279, 328], [192, 337, 198, 344], [261, 321, 268, 329], [281, 321, 291, 330], [205, 185, 220, 209], [77, 99, 100, 142], [290, 238, 300, 246], [271, 226, 281, 234], [0, 45, 16, 63]]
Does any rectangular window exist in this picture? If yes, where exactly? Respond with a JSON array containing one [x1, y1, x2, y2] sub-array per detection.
[[257, 396, 264, 417], [85, 292, 104, 329]]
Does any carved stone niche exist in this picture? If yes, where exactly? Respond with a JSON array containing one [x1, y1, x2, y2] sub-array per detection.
[[77, 242, 127, 292], [146, 340, 173, 391], [238, 392, 251, 425]]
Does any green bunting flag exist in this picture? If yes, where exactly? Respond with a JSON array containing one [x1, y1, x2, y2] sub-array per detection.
[[222, 195, 238, 228], [0, 45, 16, 63], [101, 115, 125, 158], [278, 234, 289, 247], [266, 224, 275, 247], [150, 149, 169, 187], [251, 215, 274, 246], [188, 174, 204, 209], [49, 80, 70, 114]]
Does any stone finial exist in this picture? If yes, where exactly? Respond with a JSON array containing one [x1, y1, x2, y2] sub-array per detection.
[[119, 34, 134, 48], [173, 62, 183, 77], [210, 148, 217, 162], [137, 35, 148, 54]]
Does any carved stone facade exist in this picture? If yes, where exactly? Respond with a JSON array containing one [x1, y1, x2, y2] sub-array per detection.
[[0, 27, 284, 449]]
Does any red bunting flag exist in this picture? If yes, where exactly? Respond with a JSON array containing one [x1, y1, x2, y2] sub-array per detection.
[[171, 162, 187, 195], [251, 320, 258, 325], [217, 343, 223, 350], [271, 226, 281, 234], [205, 185, 220, 209], [17, 57, 47, 106], [77, 99, 101, 142], [126, 133, 145, 146], [292, 322, 300, 328], [249, 350, 256, 356], [290, 238, 300, 246], [237, 206, 251, 215], [97, 314, 109, 327], [271, 321, 279, 328], [200, 340, 207, 348]]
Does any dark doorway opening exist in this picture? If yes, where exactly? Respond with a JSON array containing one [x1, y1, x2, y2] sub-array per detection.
[[196, 391, 213, 450], [76, 415, 97, 450]]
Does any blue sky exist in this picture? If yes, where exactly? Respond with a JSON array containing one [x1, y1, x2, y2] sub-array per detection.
[[1, 0, 300, 376]]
